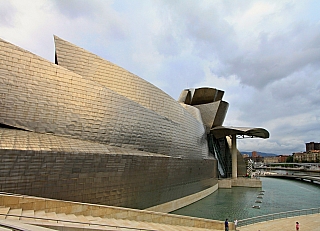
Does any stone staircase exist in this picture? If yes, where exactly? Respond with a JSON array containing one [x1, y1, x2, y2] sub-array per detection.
[[0, 206, 219, 231]]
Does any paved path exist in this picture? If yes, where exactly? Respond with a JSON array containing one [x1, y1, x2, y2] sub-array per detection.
[[238, 213, 320, 231]]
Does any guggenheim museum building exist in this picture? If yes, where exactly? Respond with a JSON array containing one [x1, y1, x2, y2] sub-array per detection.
[[0, 36, 269, 211]]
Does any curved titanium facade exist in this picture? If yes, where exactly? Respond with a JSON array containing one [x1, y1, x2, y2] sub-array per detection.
[[0, 37, 218, 209], [0, 37, 208, 159], [178, 88, 229, 133], [54, 36, 184, 124], [0, 128, 216, 209]]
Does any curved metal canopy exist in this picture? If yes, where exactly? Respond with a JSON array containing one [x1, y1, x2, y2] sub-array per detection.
[[210, 126, 270, 139]]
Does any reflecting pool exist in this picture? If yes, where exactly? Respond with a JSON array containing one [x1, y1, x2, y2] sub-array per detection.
[[171, 177, 320, 221]]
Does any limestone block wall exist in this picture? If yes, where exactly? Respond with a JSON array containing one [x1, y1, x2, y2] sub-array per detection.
[[0, 129, 217, 209], [0, 38, 208, 159], [0, 194, 225, 230]]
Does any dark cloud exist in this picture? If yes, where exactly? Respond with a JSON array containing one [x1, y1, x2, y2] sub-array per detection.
[[235, 67, 320, 125], [154, 1, 320, 91], [226, 24, 320, 88]]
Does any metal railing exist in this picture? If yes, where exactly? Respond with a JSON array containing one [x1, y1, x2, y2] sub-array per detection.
[[0, 213, 158, 231], [238, 207, 320, 227]]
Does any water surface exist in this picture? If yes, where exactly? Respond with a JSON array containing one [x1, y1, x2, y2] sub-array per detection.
[[171, 177, 320, 221]]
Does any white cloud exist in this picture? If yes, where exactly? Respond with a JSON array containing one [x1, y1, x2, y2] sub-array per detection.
[[0, 1, 17, 27], [1, 0, 320, 154]]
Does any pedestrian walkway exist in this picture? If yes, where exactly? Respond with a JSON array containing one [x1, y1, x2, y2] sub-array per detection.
[[239, 213, 320, 231], [0, 193, 225, 230], [1, 193, 320, 230]]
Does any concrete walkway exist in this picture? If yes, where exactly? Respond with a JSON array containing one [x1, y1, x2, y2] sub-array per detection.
[[238, 213, 320, 231]]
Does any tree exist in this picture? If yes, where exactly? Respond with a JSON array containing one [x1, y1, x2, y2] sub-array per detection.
[[286, 155, 293, 163]]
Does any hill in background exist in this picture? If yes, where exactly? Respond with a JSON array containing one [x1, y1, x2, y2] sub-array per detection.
[[240, 151, 278, 157]]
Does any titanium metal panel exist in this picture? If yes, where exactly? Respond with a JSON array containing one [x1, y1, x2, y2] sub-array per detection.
[[194, 100, 229, 131], [0, 128, 217, 209], [179, 103, 203, 124], [0, 38, 208, 159], [178, 90, 192, 104], [54, 36, 189, 124]]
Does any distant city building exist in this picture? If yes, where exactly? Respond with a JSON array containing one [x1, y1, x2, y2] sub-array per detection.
[[278, 155, 289, 163], [293, 151, 320, 163], [244, 151, 263, 163], [264, 156, 278, 164], [293, 142, 320, 163], [306, 142, 320, 152], [293, 152, 304, 162]]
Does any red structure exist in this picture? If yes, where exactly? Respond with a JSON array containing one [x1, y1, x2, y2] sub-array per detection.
[[252, 151, 258, 158]]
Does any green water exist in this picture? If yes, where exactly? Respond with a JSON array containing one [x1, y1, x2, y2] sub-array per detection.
[[171, 177, 320, 221]]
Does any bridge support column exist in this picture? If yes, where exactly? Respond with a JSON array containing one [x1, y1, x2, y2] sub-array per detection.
[[232, 134, 237, 179]]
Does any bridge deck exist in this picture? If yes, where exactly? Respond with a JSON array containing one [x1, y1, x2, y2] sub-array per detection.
[[263, 173, 320, 184]]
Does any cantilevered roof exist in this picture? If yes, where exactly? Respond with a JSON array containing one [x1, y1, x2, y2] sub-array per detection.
[[211, 126, 270, 139]]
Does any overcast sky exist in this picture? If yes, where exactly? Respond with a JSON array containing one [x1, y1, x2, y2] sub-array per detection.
[[1, 0, 320, 155]]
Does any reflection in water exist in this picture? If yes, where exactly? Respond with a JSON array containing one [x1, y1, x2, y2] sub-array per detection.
[[171, 177, 320, 221]]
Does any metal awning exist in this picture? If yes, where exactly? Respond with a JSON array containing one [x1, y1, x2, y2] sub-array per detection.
[[210, 126, 270, 139]]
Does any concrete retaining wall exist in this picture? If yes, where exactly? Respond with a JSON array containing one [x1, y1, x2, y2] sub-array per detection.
[[146, 184, 219, 213], [219, 178, 262, 188]]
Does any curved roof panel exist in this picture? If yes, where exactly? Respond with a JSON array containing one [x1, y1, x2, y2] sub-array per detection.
[[0, 37, 209, 159], [211, 126, 270, 139]]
